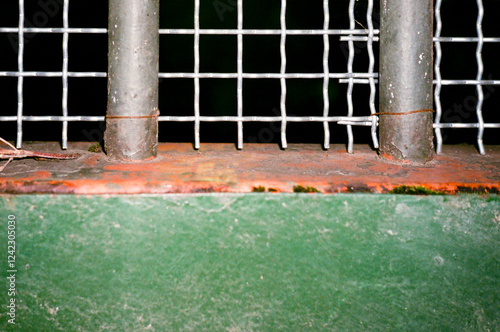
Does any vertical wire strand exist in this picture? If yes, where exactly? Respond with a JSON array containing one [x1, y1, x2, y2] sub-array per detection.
[[62, 0, 70, 149], [476, 0, 485, 155], [366, 0, 378, 149], [434, 0, 443, 154], [322, 0, 331, 149], [280, 0, 287, 148], [194, 0, 201, 149], [237, 0, 243, 149], [346, 0, 355, 153], [16, 0, 25, 148]]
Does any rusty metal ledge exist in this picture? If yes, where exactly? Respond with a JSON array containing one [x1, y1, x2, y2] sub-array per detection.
[[0, 142, 498, 195]]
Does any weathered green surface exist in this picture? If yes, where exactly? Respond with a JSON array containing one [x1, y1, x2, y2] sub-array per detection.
[[0, 194, 499, 331]]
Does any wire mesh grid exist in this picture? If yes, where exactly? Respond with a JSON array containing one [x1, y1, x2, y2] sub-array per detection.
[[0, 0, 379, 152], [433, 0, 500, 155], [0, 0, 499, 153], [159, 0, 379, 152], [0, 0, 106, 149]]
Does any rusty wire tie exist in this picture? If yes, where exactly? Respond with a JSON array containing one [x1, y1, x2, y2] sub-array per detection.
[[106, 110, 160, 120], [371, 109, 435, 116]]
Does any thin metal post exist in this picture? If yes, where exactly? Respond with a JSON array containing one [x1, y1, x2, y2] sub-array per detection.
[[105, 0, 159, 160], [379, 0, 434, 163]]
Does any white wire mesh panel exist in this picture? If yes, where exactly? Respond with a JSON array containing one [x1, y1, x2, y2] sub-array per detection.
[[1, 0, 499, 153], [0, 0, 106, 149], [158, 0, 379, 151], [433, 0, 500, 154]]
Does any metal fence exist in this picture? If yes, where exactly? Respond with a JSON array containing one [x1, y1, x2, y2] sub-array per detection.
[[0, 0, 106, 149], [0, 0, 499, 154], [433, 0, 500, 154], [158, 0, 378, 152]]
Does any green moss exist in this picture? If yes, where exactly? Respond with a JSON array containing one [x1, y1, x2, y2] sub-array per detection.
[[390, 185, 441, 195], [252, 187, 279, 193], [486, 196, 500, 203], [293, 185, 320, 193], [88, 142, 102, 153], [252, 186, 266, 192]]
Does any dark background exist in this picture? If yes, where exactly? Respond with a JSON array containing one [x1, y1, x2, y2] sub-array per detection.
[[0, 0, 499, 147]]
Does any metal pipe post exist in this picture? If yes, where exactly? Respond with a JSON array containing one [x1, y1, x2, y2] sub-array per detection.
[[379, 0, 434, 163], [105, 0, 159, 160]]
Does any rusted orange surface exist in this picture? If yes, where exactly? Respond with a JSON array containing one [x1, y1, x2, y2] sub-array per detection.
[[0, 142, 498, 194]]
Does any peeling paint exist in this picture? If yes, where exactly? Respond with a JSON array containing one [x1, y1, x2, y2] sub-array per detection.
[[0, 142, 498, 195]]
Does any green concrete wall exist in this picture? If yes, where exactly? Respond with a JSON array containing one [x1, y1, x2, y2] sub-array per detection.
[[1, 194, 499, 331]]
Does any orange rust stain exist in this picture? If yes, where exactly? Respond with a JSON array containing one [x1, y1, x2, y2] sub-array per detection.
[[158, 143, 197, 153], [379, 153, 394, 160], [0, 176, 497, 195], [0, 143, 498, 195], [379, 153, 413, 164], [104, 163, 162, 172], [82, 154, 101, 167], [34, 171, 52, 178], [103, 162, 196, 180], [10, 171, 53, 182]]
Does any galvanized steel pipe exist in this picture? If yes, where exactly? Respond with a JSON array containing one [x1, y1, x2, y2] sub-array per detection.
[[105, 0, 159, 160], [379, 0, 434, 163]]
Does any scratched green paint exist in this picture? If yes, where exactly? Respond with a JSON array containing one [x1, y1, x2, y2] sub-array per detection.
[[0, 194, 499, 331]]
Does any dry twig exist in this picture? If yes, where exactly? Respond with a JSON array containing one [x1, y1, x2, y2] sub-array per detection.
[[0, 137, 80, 172]]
